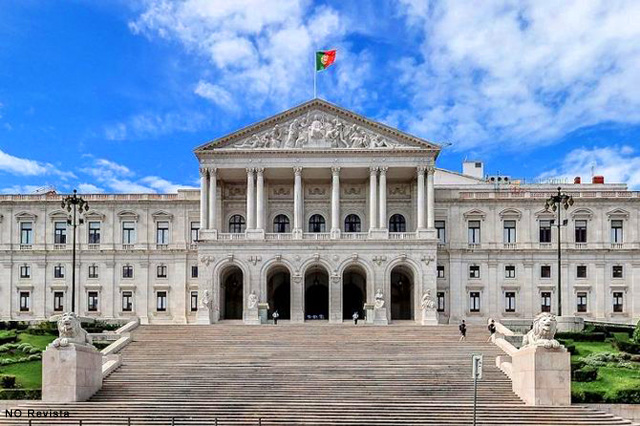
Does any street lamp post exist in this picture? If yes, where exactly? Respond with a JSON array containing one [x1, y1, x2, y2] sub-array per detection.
[[544, 187, 574, 317], [61, 190, 89, 313]]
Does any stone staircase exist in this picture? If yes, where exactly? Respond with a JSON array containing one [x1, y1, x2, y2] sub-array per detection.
[[1, 324, 633, 425]]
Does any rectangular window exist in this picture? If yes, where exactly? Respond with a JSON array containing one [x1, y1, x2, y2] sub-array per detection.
[[505, 265, 516, 279], [20, 222, 33, 245], [19, 265, 31, 279], [53, 265, 65, 279], [435, 220, 446, 243], [437, 265, 445, 278], [88, 264, 99, 279], [469, 265, 480, 279], [88, 221, 101, 244], [539, 220, 551, 243], [575, 220, 587, 243], [190, 291, 198, 312], [437, 292, 445, 312], [613, 292, 623, 313], [469, 292, 480, 312], [156, 221, 169, 245], [541, 265, 551, 278], [577, 292, 588, 313], [612, 265, 623, 278], [54, 221, 67, 244], [191, 265, 199, 278], [88, 291, 99, 312], [122, 265, 134, 279], [157, 291, 167, 312], [157, 265, 167, 278], [503, 220, 516, 243], [541, 292, 551, 312], [576, 265, 587, 279], [19, 292, 30, 312], [191, 221, 200, 242], [122, 291, 133, 312], [468, 220, 481, 244], [505, 292, 516, 312], [122, 221, 136, 244], [53, 292, 64, 312], [611, 220, 623, 243]]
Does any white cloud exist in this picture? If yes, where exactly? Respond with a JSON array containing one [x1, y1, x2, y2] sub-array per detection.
[[194, 81, 236, 111], [140, 176, 193, 193], [0, 185, 47, 195], [0, 148, 75, 179], [538, 145, 640, 189], [104, 111, 209, 141], [394, 0, 640, 150], [129, 0, 361, 110], [77, 183, 104, 194]]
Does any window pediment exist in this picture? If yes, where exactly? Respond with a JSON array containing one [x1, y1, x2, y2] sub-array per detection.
[[534, 208, 554, 219], [85, 211, 106, 221], [48, 210, 69, 221], [117, 210, 139, 220], [14, 211, 37, 222], [571, 208, 594, 219], [606, 208, 629, 219], [463, 209, 486, 220], [499, 208, 522, 220], [152, 210, 174, 221]]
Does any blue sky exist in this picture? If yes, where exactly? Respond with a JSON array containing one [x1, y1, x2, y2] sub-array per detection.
[[1, 0, 640, 193]]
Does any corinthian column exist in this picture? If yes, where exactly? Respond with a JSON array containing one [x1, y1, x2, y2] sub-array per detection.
[[256, 168, 265, 230], [378, 166, 388, 230], [208, 168, 217, 230], [246, 168, 255, 230], [293, 167, 303, 234], [331, 167, 340, 235], [417, 166, 426, 229], [369, 167, 378, 231], [427, 166, 435, 228], [199, 167, 209, 230]]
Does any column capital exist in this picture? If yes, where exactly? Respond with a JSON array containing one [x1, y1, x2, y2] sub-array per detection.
[[246, 167, 255, 174], [209, 167, 218, 177], [417, 165, 427, 175], [255, 167, 265, 175], [331, 166, 341, 175], [427, 165, 436, 174], [199, 167, 209, 177], [369, 166, 378, 174], [293, 166, 303, 176], [379, 166, 388, 174]]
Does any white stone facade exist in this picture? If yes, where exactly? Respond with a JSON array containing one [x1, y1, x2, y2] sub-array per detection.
[[0, 100, 638, 325]]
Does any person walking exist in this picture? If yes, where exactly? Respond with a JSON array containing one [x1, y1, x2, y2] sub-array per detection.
[[487, 319, 496, 342], [352, 311, 359, 325], [272, 310, 280, 325], [459, 320, 467, 342]]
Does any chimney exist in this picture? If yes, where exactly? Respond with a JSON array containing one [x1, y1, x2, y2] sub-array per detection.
[[574, 176, 581, 184], [592, 176, 605, 184]]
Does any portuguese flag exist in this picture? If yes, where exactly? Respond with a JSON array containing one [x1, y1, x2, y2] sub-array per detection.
[[316, 50, 337, 71]]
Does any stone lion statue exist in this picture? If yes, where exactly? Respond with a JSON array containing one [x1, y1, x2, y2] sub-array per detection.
[[522, 312, 560, 349], [50, 312, 93, 348]]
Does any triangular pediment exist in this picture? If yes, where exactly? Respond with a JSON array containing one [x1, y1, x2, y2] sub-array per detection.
[[194, 99, 440, 155]]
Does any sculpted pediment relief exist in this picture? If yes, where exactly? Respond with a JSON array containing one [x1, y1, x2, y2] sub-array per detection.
[[194, 99, 439, 154]]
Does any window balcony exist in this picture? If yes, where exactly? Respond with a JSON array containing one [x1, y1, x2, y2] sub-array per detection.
[[539, 243, 552, 249], [156, 244, 169, 250], [87, 243, 100, 250], [218, 233, 246, 241], [340, 232, 368, 240], [389, 232, 416, 240], [265, 233, 293, 240], [574, 243, 588, 249], [122, 244, 135, 251], [503, 243, 517, 249], [53, 244, 67, 250], [19, 244, 32, 250], [303, 233, 330, 240], [467, 243, 480, 250], [189, 242, 198, 250], [610, 243, 624, 249]]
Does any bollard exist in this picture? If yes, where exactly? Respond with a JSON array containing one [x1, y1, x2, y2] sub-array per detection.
[[28, 420, 31, 426], [215, 418, 218, 426], [128, 417, 131, 426], [259, 418, 262, 426], [171, 417, 175, 426], [79, 420, 83, 426]]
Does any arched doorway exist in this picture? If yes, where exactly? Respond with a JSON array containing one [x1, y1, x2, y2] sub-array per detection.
[[267, 266, 291, 320], [304, 266, 329, 320], [343, 266, 366, 320], [390, 265, 414, 320], [221, 266, 243, 319]]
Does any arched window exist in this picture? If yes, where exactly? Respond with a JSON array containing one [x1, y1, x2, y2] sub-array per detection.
[[273, 214, 290, 233], [308, 214, 326, 233], [344, 214, 361, 233], [389, 214, 406, 232], [228, 215, 246, 233]]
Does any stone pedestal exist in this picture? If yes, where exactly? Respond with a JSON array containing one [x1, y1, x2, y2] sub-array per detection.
[[245, 229, 265, 240], [42, 345, 103, 402], [556, 316, 584, 332], [421, 309, 438, 325], [196, 307, 213, 324], [245, 307, 260, 325], [258, 302, 269, 324], [373, 307, 388, 325], [511, 345, 571, 406], [364, 303, 375, 324], [368, 229, 389, 239]]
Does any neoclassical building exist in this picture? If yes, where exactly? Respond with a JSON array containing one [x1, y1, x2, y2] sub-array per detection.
[[0, 100, 638, 325]]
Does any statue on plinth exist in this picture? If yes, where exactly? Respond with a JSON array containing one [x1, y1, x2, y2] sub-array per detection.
[[374, 289, 385, 309], [522, 312, 561, 349], [421, 290, 436, 312], [248, 291, 258, 310], [201, 290, 213, 310], [49, 312, 93, 349]]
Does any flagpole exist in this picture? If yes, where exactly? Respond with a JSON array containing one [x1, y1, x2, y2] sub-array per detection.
[[313, 51, 317, 99]]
